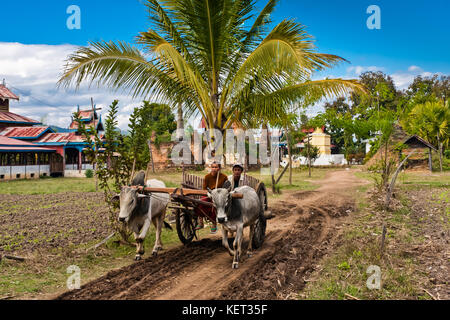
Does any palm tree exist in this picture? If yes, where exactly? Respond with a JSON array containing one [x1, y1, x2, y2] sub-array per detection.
[[404, 100, 449, 172], [58, 0, 365, 133]]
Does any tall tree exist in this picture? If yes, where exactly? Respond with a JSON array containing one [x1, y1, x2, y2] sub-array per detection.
[[58, 0, 365, 134], [351, 71, 403, 117]]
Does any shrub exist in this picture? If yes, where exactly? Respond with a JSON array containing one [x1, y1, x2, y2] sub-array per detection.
[[85, 169, 94, 178]]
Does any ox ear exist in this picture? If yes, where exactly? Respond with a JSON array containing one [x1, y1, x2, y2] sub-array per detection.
[[111, 194, 120, 205], [137, 194, 149, 199], [206, 187, 212, 198]]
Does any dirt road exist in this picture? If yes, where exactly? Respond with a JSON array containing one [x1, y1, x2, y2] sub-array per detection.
[[57, 169, 367, 300]]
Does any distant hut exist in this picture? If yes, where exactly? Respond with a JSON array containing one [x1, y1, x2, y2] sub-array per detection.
[[400, 135, 437, 172]]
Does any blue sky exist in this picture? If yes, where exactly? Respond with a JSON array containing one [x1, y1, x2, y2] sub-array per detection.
[[1, 0, 449, 129]]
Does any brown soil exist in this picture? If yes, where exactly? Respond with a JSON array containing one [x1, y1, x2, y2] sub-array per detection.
[[0, 192, 111, 255], [400, 188, 449, 300], [57, 169, 368, 300]]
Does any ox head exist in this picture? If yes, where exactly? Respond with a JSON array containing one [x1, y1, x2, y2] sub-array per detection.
[[207, 186, 234, 224], [116, 187, 147, 223]]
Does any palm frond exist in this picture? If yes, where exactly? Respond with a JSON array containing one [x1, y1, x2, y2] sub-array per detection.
[[144, 0, 193, 63], [58, 41, 177, 100], [246, 79, 367, 119]]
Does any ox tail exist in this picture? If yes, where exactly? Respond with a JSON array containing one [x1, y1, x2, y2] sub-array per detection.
[[163, 221, 173, 231]]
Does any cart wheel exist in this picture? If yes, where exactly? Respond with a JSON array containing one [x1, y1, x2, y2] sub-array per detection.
[[256, 183, 268, 211], [252, 212, 266, 249], [175, 209, 197, 245]]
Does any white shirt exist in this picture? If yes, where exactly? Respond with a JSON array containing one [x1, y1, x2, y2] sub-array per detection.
[[228, 174, 245, 190]]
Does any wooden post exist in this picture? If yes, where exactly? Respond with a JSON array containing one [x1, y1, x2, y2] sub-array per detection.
[[63, 149, 66, 176], [380, 224, 387, 254], [78, 150, 82, 173], [428, 147, 433, 172]]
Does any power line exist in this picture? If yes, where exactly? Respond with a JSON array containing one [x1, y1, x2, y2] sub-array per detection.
[[5, 81, 78, 110]]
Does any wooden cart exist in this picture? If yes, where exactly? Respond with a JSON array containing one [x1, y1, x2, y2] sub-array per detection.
[[132, 172, 268, 247]]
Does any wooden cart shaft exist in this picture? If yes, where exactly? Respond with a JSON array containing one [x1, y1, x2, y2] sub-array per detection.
[[130, 186, 243, 198]]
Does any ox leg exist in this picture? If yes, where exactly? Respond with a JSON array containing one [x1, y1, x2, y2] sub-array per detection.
[[221, 226, 234, 256], [247, 224, 255, 258], [135, 219, 151, 260], [232, 225, 244, 269], [152, 216, 163, 256]]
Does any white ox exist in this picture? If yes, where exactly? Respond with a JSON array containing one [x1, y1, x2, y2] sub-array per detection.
[[116, 178, 171, 260]]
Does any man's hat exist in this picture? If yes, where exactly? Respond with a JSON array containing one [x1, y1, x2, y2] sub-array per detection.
[[233, 163, 244, 170]]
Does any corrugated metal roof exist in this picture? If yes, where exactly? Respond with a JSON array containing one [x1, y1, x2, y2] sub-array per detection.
[[0, 126, 51, 138], [0, 111, 40, 124], [69, 119, 101, 130], [0, 85, 19, 100], [35, 132, 86, 144], [78, 110, 93, 119]]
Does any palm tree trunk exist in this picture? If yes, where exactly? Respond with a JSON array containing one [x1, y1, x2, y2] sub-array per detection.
[[177, 103, 184, 140]]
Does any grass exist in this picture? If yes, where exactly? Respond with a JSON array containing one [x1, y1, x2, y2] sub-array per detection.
[[302, 171, 447, 300], [0, 177, 98, 195], [355, 170, 450, 190]]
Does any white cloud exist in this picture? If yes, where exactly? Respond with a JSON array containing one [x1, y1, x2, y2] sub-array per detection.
[[0, 42, 167, 131], [390, 73, 415, 90], [346, 65, 384, 76], [391, 70, 442, 90], [408, 65, 421, 72]]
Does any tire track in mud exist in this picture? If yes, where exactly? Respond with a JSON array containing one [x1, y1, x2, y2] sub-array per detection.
[[218, 200, 348, 300], [57, 170, 364, 300], [57, 239, 222, 300]]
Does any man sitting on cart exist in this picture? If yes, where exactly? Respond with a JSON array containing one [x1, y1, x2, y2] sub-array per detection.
[[227, 163, 245, 190], [195, 161, 228, 234]]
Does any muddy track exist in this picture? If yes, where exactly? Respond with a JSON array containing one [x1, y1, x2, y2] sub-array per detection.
[[57, 170, 365, 300]]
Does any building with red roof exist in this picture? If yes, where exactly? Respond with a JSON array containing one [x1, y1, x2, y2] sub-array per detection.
[[0, 83, 19, 112], [69, 106, 104, 131], [0, 83, 103, 180]]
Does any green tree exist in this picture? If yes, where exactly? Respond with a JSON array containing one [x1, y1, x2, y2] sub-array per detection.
[[126, 101, 176, 176], [404, 74, 450, 109], [351, 71, 402, 116], [58, 0, 364, 134], [300, 142, 320, 164], [75, 100, 131, 239]]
